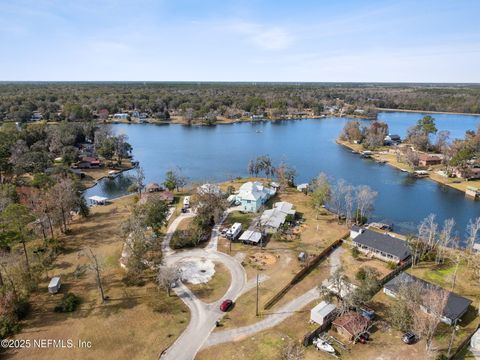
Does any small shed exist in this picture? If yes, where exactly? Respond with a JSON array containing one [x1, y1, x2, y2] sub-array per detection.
[[48, 276, 61, 294], [310, 301, 336, 326], [146, 183, 162, 193], [296, 183, 309, 192]]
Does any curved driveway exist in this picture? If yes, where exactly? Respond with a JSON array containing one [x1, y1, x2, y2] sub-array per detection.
[[160, 211, 247, 360]]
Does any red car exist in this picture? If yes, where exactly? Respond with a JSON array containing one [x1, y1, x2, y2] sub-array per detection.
[[220, 299, 233, 312]]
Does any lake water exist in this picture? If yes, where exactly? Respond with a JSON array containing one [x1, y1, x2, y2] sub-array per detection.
[[85, 112, 480, 237]]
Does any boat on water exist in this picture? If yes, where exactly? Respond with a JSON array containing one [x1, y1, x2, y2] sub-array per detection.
[[107, 170, 120, 179], [313, 338, 335, 353], [413, 170, 429, 178]]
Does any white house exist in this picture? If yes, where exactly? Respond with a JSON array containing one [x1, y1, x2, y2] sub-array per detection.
[[236, 181, 275, 212]]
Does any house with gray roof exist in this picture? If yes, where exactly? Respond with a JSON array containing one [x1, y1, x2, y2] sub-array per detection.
[[351, 228, 410, 264], [384, 272, 472, 325], [259, 201, 295, 233]]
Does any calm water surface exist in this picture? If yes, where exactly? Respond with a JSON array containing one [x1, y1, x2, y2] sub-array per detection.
[[85, 112, 480, 237]]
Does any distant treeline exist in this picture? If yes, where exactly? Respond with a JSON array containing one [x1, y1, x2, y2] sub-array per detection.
[[1, 82, 480, 122]]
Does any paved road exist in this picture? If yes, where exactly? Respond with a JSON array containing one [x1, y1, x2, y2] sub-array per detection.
[[203, 287, 320, 348], [160, 209, 247, 360]]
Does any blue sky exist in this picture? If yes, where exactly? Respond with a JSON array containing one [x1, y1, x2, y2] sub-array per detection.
[[1, 0, 479, 82]]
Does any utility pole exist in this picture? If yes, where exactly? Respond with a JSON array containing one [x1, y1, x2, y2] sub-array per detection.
[[255, 272, 259, 317]]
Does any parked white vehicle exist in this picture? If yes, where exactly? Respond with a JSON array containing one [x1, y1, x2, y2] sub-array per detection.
[[183, 196, 190, 208], [226, 222, 242, 240]]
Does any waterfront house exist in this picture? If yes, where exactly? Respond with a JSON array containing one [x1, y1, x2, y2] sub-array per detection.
[[351, 228, 411, 264], [418, 153, 442, 167], [332, 312, 369, 341], [259, 201, 296, 233], [454, 167, 480, 180], [235, 181, 275, 212], [383, 272, 472, 325], [384, 134, 401, 145], [75, 156, 101, 169], [273, 201, 296, 216], [145, 183, 162, 192]]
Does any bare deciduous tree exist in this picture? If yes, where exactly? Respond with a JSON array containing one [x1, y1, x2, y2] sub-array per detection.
[[466, 217, 480, 252], [84, 248, 107, 303], [157, 265, 180, 297], [355, 185, 377, 225], [412, 288, 449, 360]]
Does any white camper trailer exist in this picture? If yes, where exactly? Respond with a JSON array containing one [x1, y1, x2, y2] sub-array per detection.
[[226, 222, 242, 240]]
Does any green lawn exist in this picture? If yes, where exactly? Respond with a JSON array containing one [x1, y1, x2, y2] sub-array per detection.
[[225, 211, 256, 229]]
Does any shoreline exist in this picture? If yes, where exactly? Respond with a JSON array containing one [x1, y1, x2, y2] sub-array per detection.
[[80, 163, 135, 191], [336, 139, 480, 196], [103, 113, 373, 127], [376, 108, 480, 116]]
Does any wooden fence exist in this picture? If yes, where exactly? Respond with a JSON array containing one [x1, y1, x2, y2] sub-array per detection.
[[263, 233, 348, 310]]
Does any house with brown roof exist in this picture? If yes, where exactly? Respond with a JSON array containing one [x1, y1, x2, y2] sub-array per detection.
[[454, 167, 480, 180], [332, 312, 369, 341], [418, 153, 442, 167], [75, 156, 101, 169]]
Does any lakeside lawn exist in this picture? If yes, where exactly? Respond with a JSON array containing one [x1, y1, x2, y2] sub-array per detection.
[[7, 195, 189, 360]]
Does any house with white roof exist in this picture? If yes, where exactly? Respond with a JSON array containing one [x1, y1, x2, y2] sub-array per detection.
[[236, 181, 275, 212]]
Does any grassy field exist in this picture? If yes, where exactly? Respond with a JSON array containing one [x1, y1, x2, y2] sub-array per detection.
[[340, 242, 393, 285], [186, 262, 231, 303], [6, 195, 189, 360]]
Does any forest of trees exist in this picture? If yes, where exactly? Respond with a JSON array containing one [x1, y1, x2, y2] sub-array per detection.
[[1, 82, 480, 124]]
